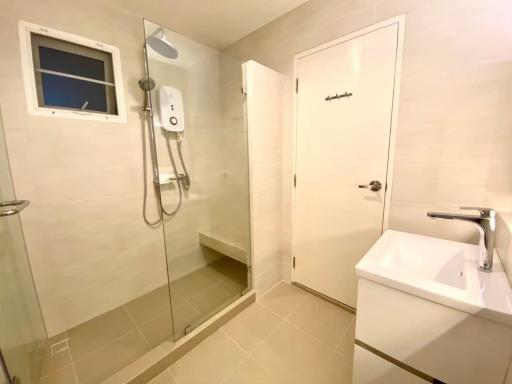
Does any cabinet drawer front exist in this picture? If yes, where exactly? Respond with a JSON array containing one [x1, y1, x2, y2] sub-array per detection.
[[356, 278, 512, 384], [353, 345, 428, 384]]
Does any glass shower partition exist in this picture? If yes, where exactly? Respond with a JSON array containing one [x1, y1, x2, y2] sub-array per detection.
[[0, 107, 47, 383], [143, 20, 251, 340]]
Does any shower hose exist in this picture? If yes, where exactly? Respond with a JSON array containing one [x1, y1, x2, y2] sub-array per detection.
[[142, 115, 190, 225]]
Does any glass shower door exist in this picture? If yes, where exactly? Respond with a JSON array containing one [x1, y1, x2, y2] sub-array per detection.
[[0, 108, 47, 383], [143, 20, 252, 340]]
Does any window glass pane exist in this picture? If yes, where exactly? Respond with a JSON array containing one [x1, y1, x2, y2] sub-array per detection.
[[28, 32, 119, 116], [41, 73, 109, 113], [39, 46, 106, 82]]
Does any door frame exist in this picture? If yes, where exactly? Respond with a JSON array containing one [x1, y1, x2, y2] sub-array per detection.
[[291, 15, 406, 283]]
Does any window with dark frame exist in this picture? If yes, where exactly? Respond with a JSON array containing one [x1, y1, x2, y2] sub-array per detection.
[[30, 33, 118, 115]]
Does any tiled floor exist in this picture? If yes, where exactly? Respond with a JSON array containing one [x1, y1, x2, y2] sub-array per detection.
[[39, 257, 248, 384], [149, 282, 356, 384]]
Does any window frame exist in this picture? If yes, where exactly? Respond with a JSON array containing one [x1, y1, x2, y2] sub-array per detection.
[[18, 21, 127, 123]]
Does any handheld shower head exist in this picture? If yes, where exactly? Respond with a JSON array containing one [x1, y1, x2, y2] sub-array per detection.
[[139, 77, 156, 112], [138, 77, 156, 91]]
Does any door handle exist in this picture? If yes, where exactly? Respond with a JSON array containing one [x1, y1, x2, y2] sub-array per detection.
[[358, 180, 382, 192], [0, 200, 30, 217]]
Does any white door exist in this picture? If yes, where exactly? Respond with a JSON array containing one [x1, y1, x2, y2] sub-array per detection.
[[293, 24, 400, 308]]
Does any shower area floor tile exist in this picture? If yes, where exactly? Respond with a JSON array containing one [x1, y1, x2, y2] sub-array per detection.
[[38, 256, 248, 384]]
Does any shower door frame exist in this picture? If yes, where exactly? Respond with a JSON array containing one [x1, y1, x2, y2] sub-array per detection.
[[0, 105, 48, 383], [290, 15, 406, 300]]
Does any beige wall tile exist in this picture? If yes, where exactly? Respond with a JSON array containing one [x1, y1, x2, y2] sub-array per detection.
[[225, 0, 512, 283], [1, 0, 169, 336], [5, 0, 511, 344], [245, 61, 286, 296], [3, 0, 251, 339], [496, 213, 512, 286], [389, 201, 481, 244]]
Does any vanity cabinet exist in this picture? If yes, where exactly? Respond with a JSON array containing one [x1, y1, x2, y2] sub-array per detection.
[[353, 278, 512, 384], [354, 345, 428, 383]]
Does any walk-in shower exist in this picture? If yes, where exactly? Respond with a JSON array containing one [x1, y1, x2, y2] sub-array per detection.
[[140, 19, 252, 340], [140, 25, 193, 226], [0, 14, 251, 384], [139, 25, 189, 225]]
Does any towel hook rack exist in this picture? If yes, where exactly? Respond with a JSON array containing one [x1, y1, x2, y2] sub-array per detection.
[[325, 92, 353, 101]]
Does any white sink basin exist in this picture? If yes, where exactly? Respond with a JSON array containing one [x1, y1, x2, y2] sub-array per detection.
[[356, 230, 512, 326]]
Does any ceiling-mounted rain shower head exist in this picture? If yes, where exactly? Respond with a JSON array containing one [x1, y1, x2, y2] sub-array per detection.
[[138, 77, 156, 91], [147, 27, 179, 59]]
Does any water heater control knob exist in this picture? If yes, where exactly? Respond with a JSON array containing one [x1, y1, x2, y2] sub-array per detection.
[[170, 116, 178, 125]]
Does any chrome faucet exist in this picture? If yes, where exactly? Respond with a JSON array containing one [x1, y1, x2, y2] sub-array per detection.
[[427, 207, 496, 272]]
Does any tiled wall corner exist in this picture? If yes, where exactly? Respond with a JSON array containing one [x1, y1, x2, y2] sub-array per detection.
[[225, 0, 512, 271], [496, 212, 512, 285], [245, 61, 285, 297]]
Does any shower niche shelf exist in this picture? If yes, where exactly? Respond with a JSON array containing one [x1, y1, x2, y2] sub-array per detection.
[[198, 229, 247, 264]]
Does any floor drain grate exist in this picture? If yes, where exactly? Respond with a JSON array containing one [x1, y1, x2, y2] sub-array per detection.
[[51, 338, 70, 355]]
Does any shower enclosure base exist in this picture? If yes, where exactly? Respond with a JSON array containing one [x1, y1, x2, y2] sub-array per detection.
[[38, 257, 248, 384], [100, 291, 255, 384]]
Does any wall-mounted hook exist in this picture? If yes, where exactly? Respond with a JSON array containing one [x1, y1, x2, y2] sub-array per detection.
[[325, 92, 353, 101]]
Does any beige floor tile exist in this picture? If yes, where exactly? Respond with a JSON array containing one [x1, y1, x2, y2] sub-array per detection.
[[68, 306, 135, 359], [170, 331, 247, 384], [288, 295, 355, 348], [125, 285, 171, 325], [337, 318, 356, 360], [222, 357, 280, 384], [188, 282, 241, 316], [148, 369, 177, 384], [222, 303, 281, 353], [139, 307, 174, 347], [171, 268, 219, 299], [251, 320, 351, 383], [39, 365, 77, 384], [322, 347, 354, 384], [258, 282, 307, 318], [172, 300, 203, 339], [39, 333, 72, 377], [169, 288, 188, 306], [74, 330, 151, 384], [207, 257, 248, 290]]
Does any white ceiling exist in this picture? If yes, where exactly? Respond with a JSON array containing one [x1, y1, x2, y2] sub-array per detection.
[[103, 0, 309, 49]]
